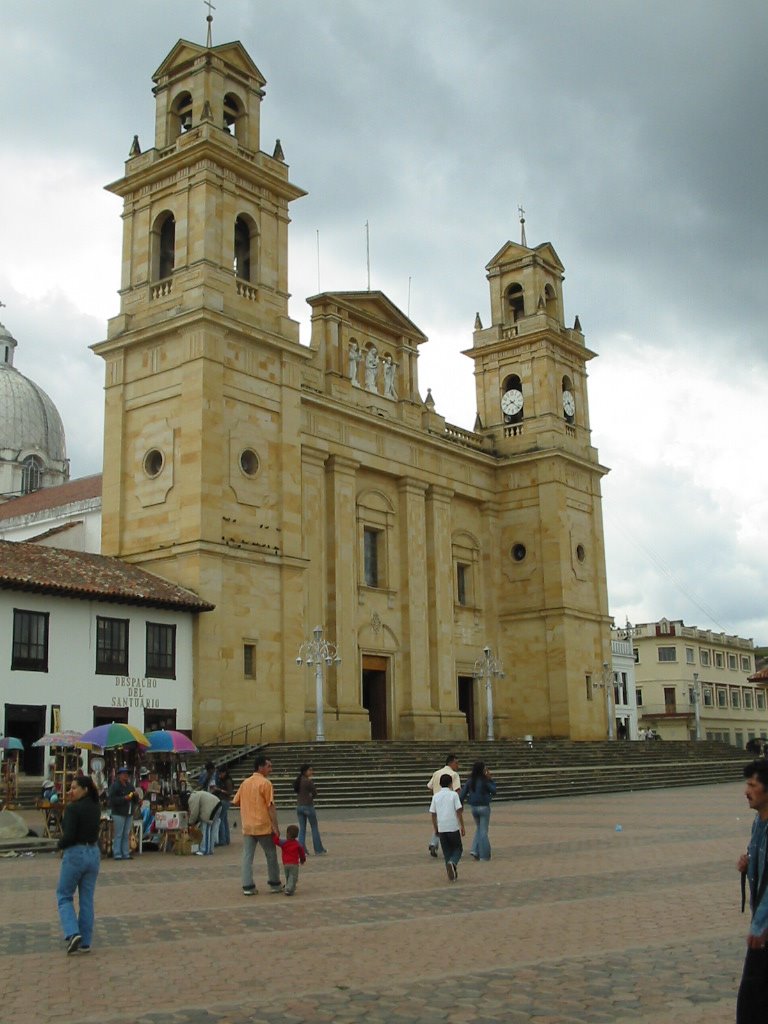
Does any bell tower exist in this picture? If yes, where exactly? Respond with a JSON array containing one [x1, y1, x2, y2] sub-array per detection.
[[467, 239, 612, 740], [92, 38, 308, 740], [470, 240, 592, 449], [104, 39, 305, 343]]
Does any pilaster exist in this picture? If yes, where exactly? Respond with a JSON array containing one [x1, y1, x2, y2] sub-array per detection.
[[396, 477, 430, 724], [325, 454, 366, 733], [425, 485, 455, 711]]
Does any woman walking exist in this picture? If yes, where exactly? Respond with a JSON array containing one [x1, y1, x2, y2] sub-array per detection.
[[460, 761, 497, 861], [294, 763, 327, 855], [56, 774, 101, 954]]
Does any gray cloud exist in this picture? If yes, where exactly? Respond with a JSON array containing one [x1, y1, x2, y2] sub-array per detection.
[[2, 0, 766, 641]]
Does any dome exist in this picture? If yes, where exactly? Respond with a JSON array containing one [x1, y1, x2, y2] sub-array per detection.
[[0, 322, 68, 500], [0, 366, 67, 461]]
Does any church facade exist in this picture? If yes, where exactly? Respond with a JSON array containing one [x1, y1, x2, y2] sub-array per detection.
[[93, 36, 612, 743]]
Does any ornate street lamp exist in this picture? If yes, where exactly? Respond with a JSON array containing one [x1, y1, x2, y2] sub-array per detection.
[[473, 645, 504, 741], [692, 671, 703, 741], [296, 625, 341, 742]]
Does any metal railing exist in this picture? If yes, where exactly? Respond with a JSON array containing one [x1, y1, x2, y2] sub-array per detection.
[[199, 721, 264, 749]]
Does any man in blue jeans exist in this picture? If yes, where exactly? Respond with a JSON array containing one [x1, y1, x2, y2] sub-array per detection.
[[188, 788, 222, 856], [107, 766, 136, 861]]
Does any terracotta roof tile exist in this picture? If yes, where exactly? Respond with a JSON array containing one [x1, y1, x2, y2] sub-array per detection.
[[0, 474, 102, 521], [0, 540, 214, 612], [748, 667, 768, 684]]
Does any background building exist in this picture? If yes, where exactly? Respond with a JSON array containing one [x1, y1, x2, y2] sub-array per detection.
[[0, 540, 211, 772], [0, 322, 69, 501], [631, 617, 766, 746], [610, 625, 639, 740], [91, 36, 614, 744], [0, 475, 102, 550]]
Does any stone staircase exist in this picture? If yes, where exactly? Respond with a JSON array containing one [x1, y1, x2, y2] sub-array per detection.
[[185, 739, 748, 809]]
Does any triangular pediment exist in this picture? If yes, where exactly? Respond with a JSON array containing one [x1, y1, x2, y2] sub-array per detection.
[[532, 242, 564, 272], [486, 240, 564, 274], [308, 290, 427, 342], [153, 39, 266, 88]]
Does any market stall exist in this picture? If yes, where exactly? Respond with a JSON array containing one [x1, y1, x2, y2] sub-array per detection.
[[0, 738, 23, 810]]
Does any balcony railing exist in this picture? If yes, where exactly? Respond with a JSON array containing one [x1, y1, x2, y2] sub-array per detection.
[[150, 278, 173, 300]]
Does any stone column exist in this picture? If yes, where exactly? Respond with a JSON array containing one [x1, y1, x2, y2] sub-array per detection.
[[325, 454, 368, 736], [425, 485, 455, 713], [480, 499, 510, 736], [397, 477, 432, 736]]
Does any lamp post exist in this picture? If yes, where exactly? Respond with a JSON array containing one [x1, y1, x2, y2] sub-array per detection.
[[296, 625, 341, 742], [473, 645, 504, 741], [692, 671, 702, 741]]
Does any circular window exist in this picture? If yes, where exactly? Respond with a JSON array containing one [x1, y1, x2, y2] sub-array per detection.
[[512, 543, 527, 562], [239, 448, 260, 477], [576, 544, 586, 562], [143, 448, 164, 478]]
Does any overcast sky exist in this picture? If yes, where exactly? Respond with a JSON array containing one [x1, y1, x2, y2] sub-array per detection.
[[2, 1, 767, 645]]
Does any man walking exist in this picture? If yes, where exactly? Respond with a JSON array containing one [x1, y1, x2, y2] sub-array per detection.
[[736, 759, 768, 1021], [430, 773, 465, 882], [232, 755, 282, 895], [426, 754, 460, 857]]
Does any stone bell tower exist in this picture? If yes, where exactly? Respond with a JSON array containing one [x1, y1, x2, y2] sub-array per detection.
[[467, 240, 613, 739], [93, 38, 309, 739]]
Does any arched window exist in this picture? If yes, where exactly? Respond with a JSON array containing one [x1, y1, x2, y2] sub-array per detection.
[[224, 93, 243, 139], [21, 455, 43, 495], [506, 283, 524, 322], [152, 211, 176, 282], [234, 216, 252, 281], [172, 91, 193, 137], [544, 284, 557, 318]]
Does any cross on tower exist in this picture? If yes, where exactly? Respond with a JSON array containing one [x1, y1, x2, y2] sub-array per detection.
[[204, 0, 216, 47], [518, 205, 527, 247]]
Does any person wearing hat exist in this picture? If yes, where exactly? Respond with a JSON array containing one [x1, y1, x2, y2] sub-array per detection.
[[197, 761, 217, 791], [107, 766, 136, 861]]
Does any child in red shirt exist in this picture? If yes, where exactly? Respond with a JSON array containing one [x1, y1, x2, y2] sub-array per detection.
[[272, 824, 306, 896]]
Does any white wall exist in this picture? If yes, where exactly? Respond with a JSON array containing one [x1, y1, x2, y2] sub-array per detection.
[[0, 588, 195, 737], [0, 502, 101, 551], [611, 636, 639, 740]]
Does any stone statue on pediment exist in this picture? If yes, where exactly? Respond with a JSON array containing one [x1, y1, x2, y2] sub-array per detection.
[[383, 354, 397, 399], [364, 345, 379, 392], [348, 340, 362, 386]]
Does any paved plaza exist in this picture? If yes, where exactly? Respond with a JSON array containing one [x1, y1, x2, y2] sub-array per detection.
[[0, 781, 753, 1024]]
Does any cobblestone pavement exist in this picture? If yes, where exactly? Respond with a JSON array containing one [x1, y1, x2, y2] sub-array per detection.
[[0, 782, 753, 1023]]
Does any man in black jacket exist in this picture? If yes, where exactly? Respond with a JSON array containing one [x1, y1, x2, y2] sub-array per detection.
[[736, 760, 768, 1022]]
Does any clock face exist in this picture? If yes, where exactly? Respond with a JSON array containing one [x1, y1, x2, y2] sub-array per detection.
[[501, 389, 523, 416], [562, 390, 575, 417]]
